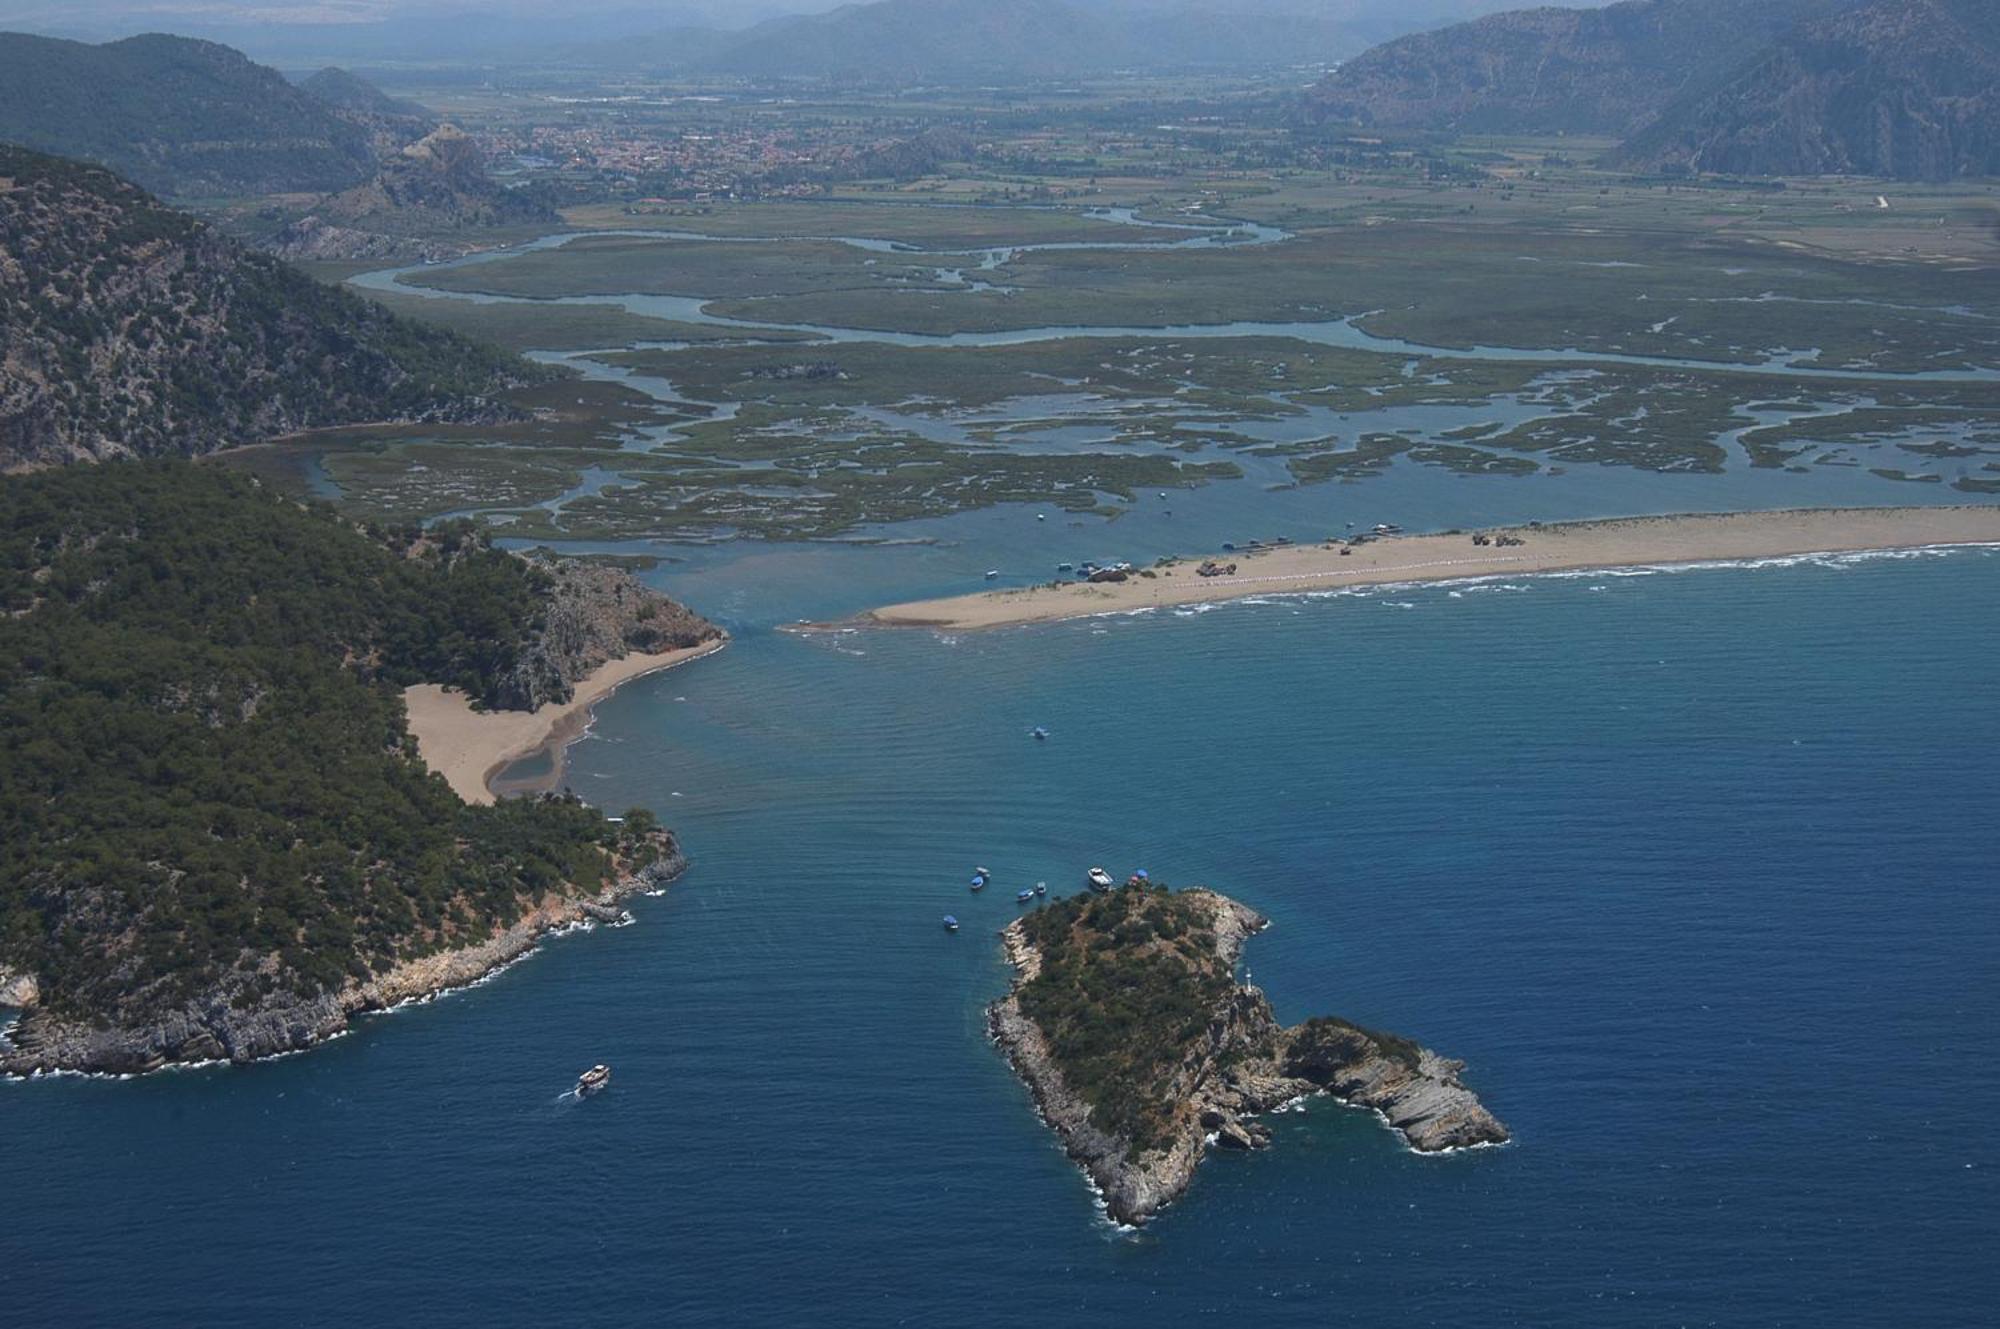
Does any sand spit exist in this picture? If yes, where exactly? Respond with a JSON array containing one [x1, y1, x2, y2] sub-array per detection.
[[857, 507, 2000, 632]]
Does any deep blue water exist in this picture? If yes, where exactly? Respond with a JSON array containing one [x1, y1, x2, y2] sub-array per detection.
[[8, 539, 2000, 1326]]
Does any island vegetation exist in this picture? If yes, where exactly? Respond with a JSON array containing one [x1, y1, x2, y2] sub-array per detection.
[[993, 882, 1507, 1225]]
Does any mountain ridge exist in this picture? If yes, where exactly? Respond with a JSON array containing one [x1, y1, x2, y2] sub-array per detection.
[[1615, 0, 2000, 180], [0, 146, 547, 470], [0, 32, 379, 195], [1302, 0, 1860, 135]]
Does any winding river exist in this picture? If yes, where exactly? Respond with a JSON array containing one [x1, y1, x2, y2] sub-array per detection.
[[350, 208, 2000, 385]]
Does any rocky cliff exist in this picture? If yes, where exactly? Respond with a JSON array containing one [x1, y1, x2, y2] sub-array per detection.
[[0, 965, 38, 1010], [493, 555, 726, 712], [989, 886, 1506, 1226], [1, 835, 686, 1077], [1615, 0, 2000, 181]]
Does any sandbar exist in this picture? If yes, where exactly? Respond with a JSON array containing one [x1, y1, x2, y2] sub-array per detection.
[[859, 507, 2000, 632]]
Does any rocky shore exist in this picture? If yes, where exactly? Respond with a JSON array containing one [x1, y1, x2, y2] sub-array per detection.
[[493, 555, 724, 713], [0, 840, 687, 1079], [988, 888, 1507, 1226], [0, 965, 38, 1010]]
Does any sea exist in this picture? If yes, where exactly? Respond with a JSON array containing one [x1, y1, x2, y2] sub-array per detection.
[[14, 210, 2000, 1325], [7, 476, 1998, 1326]]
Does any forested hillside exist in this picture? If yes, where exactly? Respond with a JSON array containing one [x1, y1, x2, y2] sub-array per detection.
[[1616, 0, 2000, 180], [0, 32, 377, 196], [1303, 0, 1857, 135], [0, 146, 546, 470], [0, 464, 695, 1052]]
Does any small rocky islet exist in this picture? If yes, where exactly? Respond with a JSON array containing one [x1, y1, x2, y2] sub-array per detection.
[[989, 882, 1507, 1226]]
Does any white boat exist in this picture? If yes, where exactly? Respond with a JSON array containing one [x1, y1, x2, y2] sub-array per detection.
[[576, 1064, 611, 1096], [1086, 867, 1115, 891]]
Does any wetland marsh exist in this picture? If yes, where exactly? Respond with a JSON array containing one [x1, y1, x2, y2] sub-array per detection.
[[228, 130, 1998, 546]]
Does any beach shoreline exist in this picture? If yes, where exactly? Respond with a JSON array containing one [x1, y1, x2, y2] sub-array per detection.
[[404, 638, 727, 804], [851, 507, 2000, 632]]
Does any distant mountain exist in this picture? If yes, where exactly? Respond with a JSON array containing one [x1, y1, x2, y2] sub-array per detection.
[[296, 67, 437, 153], [0, 33, 377, 196], [0, 147, 544, 469], [297, 66, 433, 124], [1616, 0, 2000, 180], [1303, 0, 1858, 135], [585, 0, 1429, 80]]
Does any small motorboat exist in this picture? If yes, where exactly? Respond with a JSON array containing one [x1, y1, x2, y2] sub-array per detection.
[[576, 1064, 611, 1096], [1034, 882, 1047, 897], [1057, 563, 1073, 572], [1086, 867, 1115, 891], [1031, 726, 1049, 741], [970, 875, 986, 891], [1016, 889, 1035, 904], [943, 915, 960, 932], [985, 569, 1000, 579], [975, 866, 992, 878]]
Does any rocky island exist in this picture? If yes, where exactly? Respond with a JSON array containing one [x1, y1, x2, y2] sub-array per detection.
[[0, 462, 720, 1078], [990, 883, 1507, 1226]]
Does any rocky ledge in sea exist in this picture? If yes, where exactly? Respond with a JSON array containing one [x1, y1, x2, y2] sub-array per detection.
[[988, 882, 1507, 1226], [0, 837, 687, 1079]]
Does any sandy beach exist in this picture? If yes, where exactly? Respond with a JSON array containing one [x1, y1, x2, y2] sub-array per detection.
[[860, 507, 2000, 632], [404, 639, 726, 804]]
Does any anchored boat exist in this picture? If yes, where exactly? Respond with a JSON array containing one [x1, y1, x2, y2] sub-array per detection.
[[1086, 867, 1115, 891], [943, 915, 960, 932]]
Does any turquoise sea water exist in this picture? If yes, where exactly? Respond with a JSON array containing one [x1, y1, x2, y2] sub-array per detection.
[[7, 527, 1999, 1326]]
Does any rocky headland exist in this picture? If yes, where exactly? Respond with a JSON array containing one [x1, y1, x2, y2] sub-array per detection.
[[0, 465, 724, 1083], [0, 834, 686, 1078], [989, 885, 1507, 1226], [494, 554, 725, 713]]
